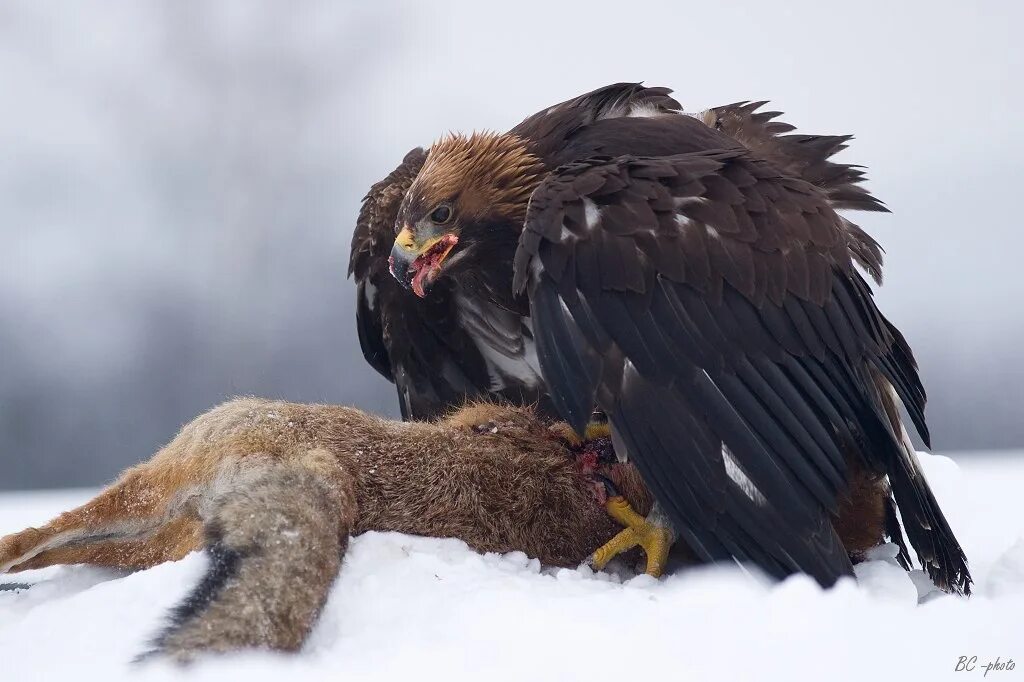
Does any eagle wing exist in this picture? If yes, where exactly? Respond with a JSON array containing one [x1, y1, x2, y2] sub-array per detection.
[[513, 149, 968, 589], [349, 148, 427, 381], [705, 101, 888, 283], [350, 148, 497, 419]]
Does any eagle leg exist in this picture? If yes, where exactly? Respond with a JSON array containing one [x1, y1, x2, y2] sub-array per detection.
[[591, 497, 674, 577]]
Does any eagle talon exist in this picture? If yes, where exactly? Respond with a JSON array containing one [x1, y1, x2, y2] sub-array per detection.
[[591, 496, 673, 577]]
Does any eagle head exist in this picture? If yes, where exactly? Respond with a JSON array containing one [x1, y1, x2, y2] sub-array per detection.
[[389, 132, 545, 298]]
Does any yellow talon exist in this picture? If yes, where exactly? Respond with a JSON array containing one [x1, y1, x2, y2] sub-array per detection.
[[591, 496, 673, 577], [605, 495, 648, 528], [583, 422, 611, 441], [549, 420, 611, 447]]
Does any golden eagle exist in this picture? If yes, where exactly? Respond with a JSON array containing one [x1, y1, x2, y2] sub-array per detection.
[[349, 83, 970, 593]]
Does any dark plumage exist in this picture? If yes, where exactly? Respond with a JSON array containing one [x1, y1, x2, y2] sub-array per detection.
[[349, 83, 971, 593]]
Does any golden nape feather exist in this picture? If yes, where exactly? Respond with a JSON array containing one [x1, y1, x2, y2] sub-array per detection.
[[408, 132, 546, 224]]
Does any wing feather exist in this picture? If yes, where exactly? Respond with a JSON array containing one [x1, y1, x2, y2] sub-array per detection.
[[514, 149, 968, 590]]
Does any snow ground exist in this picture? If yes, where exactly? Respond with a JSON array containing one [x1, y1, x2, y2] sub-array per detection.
[[1, 453, 1021, 682]]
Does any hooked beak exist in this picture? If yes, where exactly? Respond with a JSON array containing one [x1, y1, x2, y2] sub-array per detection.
[[388, 226, 459, 298]]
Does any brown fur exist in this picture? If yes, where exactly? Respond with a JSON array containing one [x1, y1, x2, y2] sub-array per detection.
[[153, 452, 352, 657], [833, 459, 888, 559], [406, 132, 544, 224], [0, 400, 647, 660], [0, 399, 639, 576], [0, 398, 887, 660]]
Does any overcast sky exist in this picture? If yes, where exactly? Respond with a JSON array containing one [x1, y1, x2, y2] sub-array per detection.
[[0, 0, 1021, 489]]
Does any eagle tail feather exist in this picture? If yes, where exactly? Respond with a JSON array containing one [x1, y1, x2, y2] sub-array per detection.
[[876, 377, 972, 595]]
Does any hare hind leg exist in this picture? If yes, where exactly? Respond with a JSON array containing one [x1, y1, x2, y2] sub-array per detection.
[[8, 515, 203, 573], [150, 448, 358, 661], [0, 463, 208, 574]]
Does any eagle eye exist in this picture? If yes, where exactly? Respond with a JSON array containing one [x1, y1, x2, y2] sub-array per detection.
[[429, 204, 453, 225]]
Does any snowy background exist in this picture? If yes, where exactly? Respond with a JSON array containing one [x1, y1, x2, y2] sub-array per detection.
[[1, 3, 1021, 676], [1, 0, 1023, 491], [1, 451, 1021, 681]]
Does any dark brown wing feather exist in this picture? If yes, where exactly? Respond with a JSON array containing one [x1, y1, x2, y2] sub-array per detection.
[[707, 101, 887, 283], [514, 92, 888, 286], [350, 148, 428, 281], [350, 148, 427, 382], [514, 150, 970, 592], [510, 82, 681, 161]]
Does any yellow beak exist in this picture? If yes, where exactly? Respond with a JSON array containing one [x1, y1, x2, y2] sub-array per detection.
[[389, 227, 459, 298]]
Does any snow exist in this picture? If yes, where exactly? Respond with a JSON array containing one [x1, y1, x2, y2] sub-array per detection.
[[1, 453, 1022, 682]]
